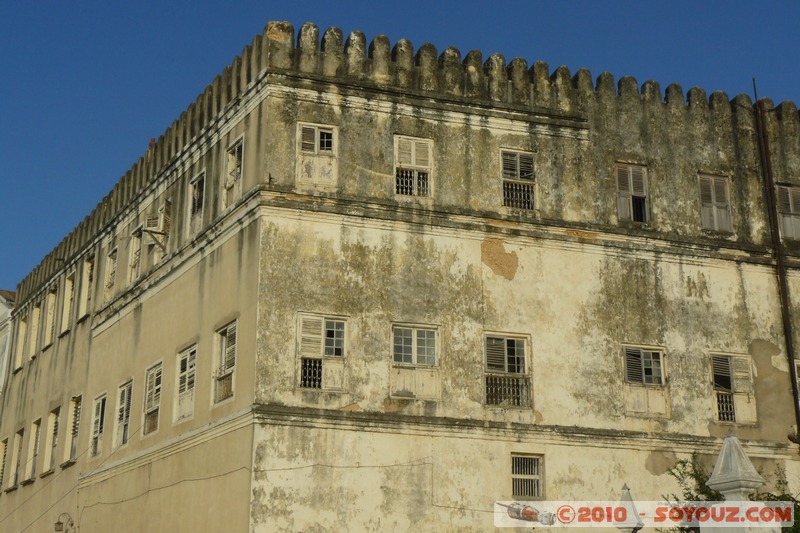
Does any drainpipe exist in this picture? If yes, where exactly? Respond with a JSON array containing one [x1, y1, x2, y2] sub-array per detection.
[[753, 97, 800, 438]]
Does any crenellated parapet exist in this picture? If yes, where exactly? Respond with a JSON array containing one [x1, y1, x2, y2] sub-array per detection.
[[13, 20, 800, 304]]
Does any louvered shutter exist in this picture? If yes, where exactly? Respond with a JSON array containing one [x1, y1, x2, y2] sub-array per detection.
[[93, 399, 103, 437], [178, 354, 188, 394], [617, 166, 632, 220], [118, 386, 128, 423], [301, 127, 316, 153], [414, 141, 430, 168], [145, 366, 162, 412], [502, 152, 518, 180], [699, 176, 715, 229], [712, 355, 732, 391], [224, 324, 237, 370], [300, 316, 323, 358], [625, 348, 643, 383], [731, 357, 753, 394], [397, 138, 413, 167], [714, 178, 732, 232], [486, 337, 507, 372], [630, 166, 646, 195], [518, 154, 534, 181], [72, 400, 81, 438]]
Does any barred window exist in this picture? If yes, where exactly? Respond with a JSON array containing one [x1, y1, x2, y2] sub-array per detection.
[[395, 136, 431, 197], [502, 151, 535, 210], [511, 454, 543, 499], [616, 163, 649, 223]]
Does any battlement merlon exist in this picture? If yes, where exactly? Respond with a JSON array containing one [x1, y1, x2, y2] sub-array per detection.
[[14, 20, 800, 304]]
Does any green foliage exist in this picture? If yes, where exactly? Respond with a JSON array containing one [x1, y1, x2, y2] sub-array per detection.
[[664, 453, 799, 533]]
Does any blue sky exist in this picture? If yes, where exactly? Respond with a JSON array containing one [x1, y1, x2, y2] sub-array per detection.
[[1, 0, 798, 291]]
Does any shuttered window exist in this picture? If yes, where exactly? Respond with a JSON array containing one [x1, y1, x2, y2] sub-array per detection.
[[105, 248, 117, 301], [0, 439, 7, 487], [623, 347, 664, 385], [117, 381, 132, 446], [64, 396, 81, 463], [616, 163, 649, 223], [90, 395, 106, 457], [79, 255, 94, 317], [502, 151, 535, 210], [46, 408, 59, 471], [223, 139, 244, 209], [485, 336, 530, 407], [300, 125, 334, 154], [215, 322, 237, 402], [511, 454, 543, 499], [699, 175, 732, 232], [61, 271, 75, 333], [711, 354, 754, 423], [298, 314, 346, 389], [176, 346, 197, 420], [28, 304, 40, 358], [144, 364, 162, 435], [44, 288, 57, 346], [27, 419, 41, 480], [486, 336, 526, 374], [188, 173, 205, 236], [777, 185, 800, 240], [395, 136, 432, 197]]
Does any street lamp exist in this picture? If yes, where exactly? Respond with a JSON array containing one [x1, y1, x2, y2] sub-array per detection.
[[54, 512, 73, 532]]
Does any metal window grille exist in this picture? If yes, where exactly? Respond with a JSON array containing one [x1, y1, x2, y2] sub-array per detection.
[[503, 181, 535, 209], [300, 358, 323, 388], [511, 455, 542, 499], [485, 375, 531, 407], [716, 391, 735, 422]]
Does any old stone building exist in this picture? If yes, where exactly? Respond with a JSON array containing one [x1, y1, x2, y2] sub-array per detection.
[[1, 20, 799, 532]]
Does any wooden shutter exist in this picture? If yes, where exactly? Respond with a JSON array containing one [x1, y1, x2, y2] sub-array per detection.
[[72, 398, 81, 438], [117, 385, 128, 423], [714, 178, 732, 232], [486, 337, 507, 372], [625, 348, 643, 383], [617, 166, 632, 220], [712, 355, 732, 390], [301, 126, 316, 152], [731, 356, 753, 394], [300, 316, 323, 358], [145, 366, 162, 412], [699, 176, 715, 229], [630, 166, 646, 196], [224, 324, 237, 370], [414, 140, 430, 168], [397, 138, 413, 166], [518, 154, 534, 181], [502, 152, 518, 180], [92, 398, 104, 437]]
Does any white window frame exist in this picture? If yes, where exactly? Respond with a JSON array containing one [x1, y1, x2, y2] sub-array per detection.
[[10, 429, 23, 488], [28, 303, 40, 359], [176, 346, 197, 421], [501, 150, 535, 210], [484, 334, 531, 408], [394, 135, 432, 197], [62, 395, 81, 465], [60, 270, 75, 334], [222, 137, 244, 210], [90, 394, 106, 458], [616, 163, 649, 223], [623, 346, 665, 386], [78, 255, 94, 318], [214, 321, 237, 403], [297, 313, 346, 391], [711, 353, 755, 424], [116, 380, 133, 447], [392, 325, 437, 367], [699, 174, 732, 232], [187, 171, 206, 238], [24, 419, 40, 481], [778, 185, 800, 240], [43, 287, 57, 347], [143, 363, 162, 435], [511, 454, 544, 500], [43, 407, 59, 473], [299, 124, 335, 155]]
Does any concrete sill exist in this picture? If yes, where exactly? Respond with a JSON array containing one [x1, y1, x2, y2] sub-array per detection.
[[4, 485, 17, 493], [58, 329, 70, 339], [39, 469, 54, 479], [20, 478, 34, 486], [60, 459, 76, 469]]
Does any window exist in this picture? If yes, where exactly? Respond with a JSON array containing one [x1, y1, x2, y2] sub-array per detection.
[[393, 326, 436, 366], [78, 255, 94, 317], [300, 125, 334, 155], [616, 163, 649, 223], [214, 322, 237, 402], [624, 347, 664, 386], [176, 346, 197, 421], [28, 304, 40, 359], [712, 354, 755, 423], [395, 136, 431, 197], [128, 228, 142, 283], [25, 419, 40, 481], [44, 288, 57, 347], [44, 408, 59, 472], [0, 439, 6, 487], [511, 454, 543, 499], [699, 175, 732, 232], [485, 336, 530, 407], [223, 139, 244, 209], [10, 429, 23, 487], [144, 200, 171, 265], [116, 381, 132, 446], [188, 172, 205, 237], [14, 314, 26, 370], [63, 396, 81, 464], [298, 315, 346, 390], [60, 271, 75, 333], [144, 364, 162, 434], [105, 248, 117, 301], [502, 151, 535, 210], [778, 185, 800, 240], [90, 395, 106, 457]]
